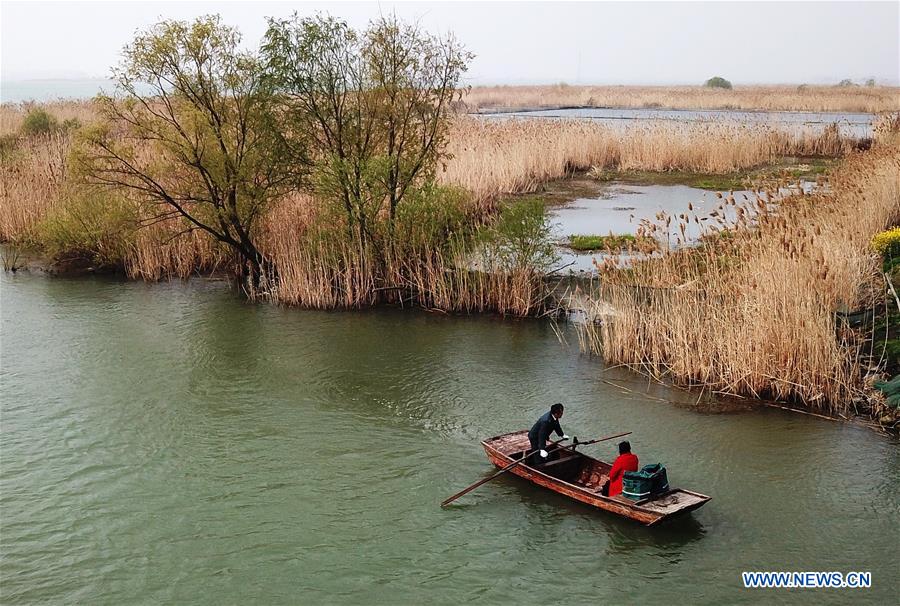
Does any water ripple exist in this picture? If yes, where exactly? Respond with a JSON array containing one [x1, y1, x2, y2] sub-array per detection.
[[1, 272, 898, 604]]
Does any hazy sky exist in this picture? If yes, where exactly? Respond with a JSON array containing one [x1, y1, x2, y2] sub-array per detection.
[[2, 1, 898, 85]]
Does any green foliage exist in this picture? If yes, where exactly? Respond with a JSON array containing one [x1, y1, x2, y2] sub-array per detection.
[[36, 187, 137, 268], [704, 76, 732, 90], [301, 183, 474, 266], [837, 79, 856, 87], [392, 184, 471, 252], [261, 13, 472, 248], [61, 118, 82, 131], [0, 134, 19, 161], [865, 78, 876, 88], [77, 15, 294, 284], [567, 233, 659, 252], [873, 375, 900, 408], [478, 197, 557, 272], [21, 108, 59, 136], [871, 228, 900, 377], [569, 234, 626, 250]]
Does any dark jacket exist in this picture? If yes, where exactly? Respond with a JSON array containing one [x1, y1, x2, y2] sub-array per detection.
[[528, 410, 564, 451]]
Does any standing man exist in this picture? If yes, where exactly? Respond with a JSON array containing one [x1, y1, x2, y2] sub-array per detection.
[[528, 403, 568, 466]]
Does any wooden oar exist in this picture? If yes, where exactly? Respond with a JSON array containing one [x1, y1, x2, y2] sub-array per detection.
[[558, 432, 631, 454], [440, 438, 569, 507], [440, 431, 631, 507]]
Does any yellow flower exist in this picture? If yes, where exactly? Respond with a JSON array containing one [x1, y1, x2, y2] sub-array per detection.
[[872, 227, 900, 255]]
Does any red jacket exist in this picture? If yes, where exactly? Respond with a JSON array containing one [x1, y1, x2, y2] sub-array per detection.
[[608, 453, 639, 497]]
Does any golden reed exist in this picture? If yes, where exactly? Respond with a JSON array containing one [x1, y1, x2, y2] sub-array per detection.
[[576, 140, 900, 415]]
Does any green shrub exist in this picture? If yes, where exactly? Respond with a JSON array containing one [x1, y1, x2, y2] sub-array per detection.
[[36, 188, 137, 269], [477, 197, 557, 272], [21, 108, 59, 136], [837, 79, 856, 88], [0, 134, 18, 161], [392, 184, 471, 252], [704, 76, 732, 90], [61, 118, 82, 131]]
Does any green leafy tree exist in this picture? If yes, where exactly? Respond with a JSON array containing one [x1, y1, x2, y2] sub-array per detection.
[[75, 16, 296, 289], [261, 13, 471, 249], [704, 76, 732, 90]]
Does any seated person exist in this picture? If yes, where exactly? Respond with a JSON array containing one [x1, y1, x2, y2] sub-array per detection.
[[601, 441, 639, 497]]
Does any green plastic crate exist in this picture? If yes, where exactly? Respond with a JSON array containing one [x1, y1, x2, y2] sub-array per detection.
[[622, 463, 669, 500]]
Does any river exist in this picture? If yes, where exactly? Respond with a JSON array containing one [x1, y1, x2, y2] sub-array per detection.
[[1, 271, 897, 604]]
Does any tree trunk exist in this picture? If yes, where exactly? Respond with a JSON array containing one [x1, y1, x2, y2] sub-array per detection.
[[235, 241, 269, 298]]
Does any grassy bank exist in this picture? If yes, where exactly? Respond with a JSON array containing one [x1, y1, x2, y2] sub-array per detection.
[[567, 234, 659, 253], [587, 157, 833, 191], [576, 133, 900, 420], [463, 84, 900, 114]]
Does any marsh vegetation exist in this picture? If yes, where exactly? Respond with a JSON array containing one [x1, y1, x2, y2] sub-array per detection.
[[575, 133, 900, 421]]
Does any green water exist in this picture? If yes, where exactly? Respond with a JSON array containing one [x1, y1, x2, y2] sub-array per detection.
[[1, 271, 897, 604]]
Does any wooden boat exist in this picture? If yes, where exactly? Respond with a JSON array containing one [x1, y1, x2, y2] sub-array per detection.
[[482, 430, 710, 526]]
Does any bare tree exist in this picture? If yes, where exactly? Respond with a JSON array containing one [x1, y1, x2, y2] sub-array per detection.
[[75, 16, 297, 289]]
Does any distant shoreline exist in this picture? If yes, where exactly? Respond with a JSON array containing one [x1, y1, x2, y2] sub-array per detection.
[[5, 80, 900, 113], [1, 78, 116, 104]]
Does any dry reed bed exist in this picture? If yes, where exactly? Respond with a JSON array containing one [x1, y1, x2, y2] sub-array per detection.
[[126, 225, 226, 280], [0, 101, 98, 137], [464, 85, 900, 114], [442, 117, 853, 207], [0, 125, 226, 277], [265, 236, 548, 315], [259, 194, 549, 315], [578, 144, 900, 415], [0, 132, 69, 241]]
